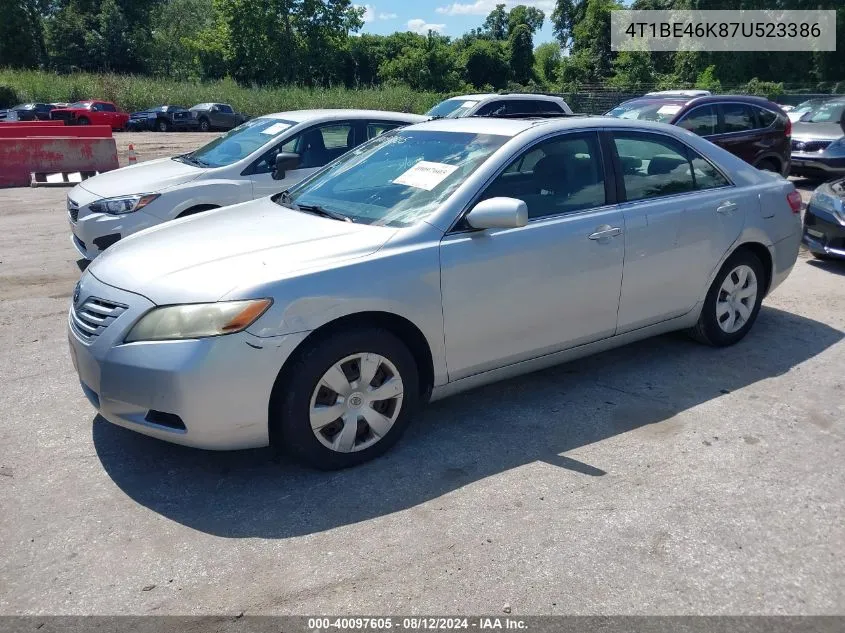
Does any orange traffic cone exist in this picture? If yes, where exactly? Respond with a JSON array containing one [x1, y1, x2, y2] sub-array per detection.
[[127, 144, 137, 165]]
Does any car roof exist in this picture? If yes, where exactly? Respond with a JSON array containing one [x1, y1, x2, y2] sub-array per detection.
[[618, 94, 779, 109], [448, 93, 563, 102], [260, 109, 428, 124], [402, 115, 693, 137]]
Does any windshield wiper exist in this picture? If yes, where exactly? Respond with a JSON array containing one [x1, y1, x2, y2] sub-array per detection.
[[296, 203, 352, 223], [173, 153, 208, 167]]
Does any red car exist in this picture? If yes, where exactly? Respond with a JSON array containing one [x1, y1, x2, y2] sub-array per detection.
[[50, 100, 130, 131]]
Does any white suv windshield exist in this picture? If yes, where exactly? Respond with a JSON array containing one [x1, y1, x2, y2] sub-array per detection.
[[181, 118, 297, 168], [606, 100, 685, 123], [282, 129, 508, 228], [426, 99, 480, 119]]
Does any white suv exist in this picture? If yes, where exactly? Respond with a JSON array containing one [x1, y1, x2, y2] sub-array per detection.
[[67, 109, 426, 259], [426, 93, 573, 119]]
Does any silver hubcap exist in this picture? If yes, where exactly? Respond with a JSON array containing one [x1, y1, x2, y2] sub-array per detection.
[[716, 264, 758, 334], [309, 353, 404, 453]]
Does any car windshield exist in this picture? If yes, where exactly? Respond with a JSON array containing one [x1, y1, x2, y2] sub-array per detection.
[[426, 99, 480, 118], [183, 117, 297, 168], [281, 129, 508, 228], [12, 103, 34, 109], [807, 102, 845, 123], [68, 102, 92, 109], [606, 100, 686, 123]]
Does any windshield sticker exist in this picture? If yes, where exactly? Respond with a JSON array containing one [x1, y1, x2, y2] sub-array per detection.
[[261, 122, 291, 135], [393, 161, 460, 190], [657, 104, 682, 116]]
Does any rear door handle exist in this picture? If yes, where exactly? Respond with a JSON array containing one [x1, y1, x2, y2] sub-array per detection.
[[588, 225, 623, 241], [716, 201, 738, 215]]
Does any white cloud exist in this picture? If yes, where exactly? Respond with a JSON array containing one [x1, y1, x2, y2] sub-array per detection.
[[407, 18, 446, 34], [436, 0, 554, 16], [357, 4, 376, 22], [378, 12, 398, 20]]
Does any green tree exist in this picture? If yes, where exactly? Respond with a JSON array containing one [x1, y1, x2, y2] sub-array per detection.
[[695, 65, 722, 92], [507, 5, 544, 35], [149, 0, 217, 79], [534, 42, 561, 86], [608, 51, 656, 92], [462, 39, 509, 89], [483, 4, 508, 40], [508, 23, 534, 85], [0, 0, 47, 68], [379, 32, 461, 92]]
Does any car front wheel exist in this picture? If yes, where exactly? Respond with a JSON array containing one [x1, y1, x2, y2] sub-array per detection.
[[198, 117, 210, 132], [272, 328, 419, 470], [689, 250, 765, 346]]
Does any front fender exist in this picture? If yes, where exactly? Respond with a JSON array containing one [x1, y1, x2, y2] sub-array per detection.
[[150, 179, 253, 220]]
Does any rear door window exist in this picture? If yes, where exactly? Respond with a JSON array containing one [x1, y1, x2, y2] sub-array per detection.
[[676, 105, 718, 136], [505, 100, 540, 115], [721, 104, 754, 133], [367, 122, 403, 140], [753, 106, 777, 128], [613, 134, 695, 201]]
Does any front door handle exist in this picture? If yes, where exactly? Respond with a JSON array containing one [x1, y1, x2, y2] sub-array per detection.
[[588, 225, 622, 241], [716, 201, 738, 215]]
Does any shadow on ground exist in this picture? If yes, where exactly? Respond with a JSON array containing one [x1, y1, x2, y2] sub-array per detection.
[[807, 258, 845, 276], [94, 306, 843, 538]]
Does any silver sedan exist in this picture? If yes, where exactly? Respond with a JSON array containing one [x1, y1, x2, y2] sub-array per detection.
[[68, 117, 802, 469]]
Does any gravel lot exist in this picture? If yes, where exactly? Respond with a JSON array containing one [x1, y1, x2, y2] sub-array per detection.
[[1, 133, 844, 615]]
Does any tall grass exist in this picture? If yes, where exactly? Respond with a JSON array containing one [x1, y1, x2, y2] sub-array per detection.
[[0, 69, 444, 115]]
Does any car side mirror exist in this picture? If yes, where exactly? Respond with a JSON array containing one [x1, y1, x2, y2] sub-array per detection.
[[274, 152, 300, 180], [465, 197, 528, 230]]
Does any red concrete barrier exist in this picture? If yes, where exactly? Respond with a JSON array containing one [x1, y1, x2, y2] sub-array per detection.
[[0, 125, 113, 138], [0, 137, 119, 188], [1, 121, 66, 127]]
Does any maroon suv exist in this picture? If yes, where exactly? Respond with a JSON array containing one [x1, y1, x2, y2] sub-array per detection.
[[606, 95, 791, 175]]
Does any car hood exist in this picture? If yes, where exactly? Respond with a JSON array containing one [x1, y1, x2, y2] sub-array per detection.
[[77, 157, 203, 197], [791, 122, 844, 142], [87, 198, 397, 304]]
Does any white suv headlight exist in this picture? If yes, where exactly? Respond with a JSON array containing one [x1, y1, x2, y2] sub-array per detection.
[[89, 194, 159, 215], [125, 299, 272, 342]]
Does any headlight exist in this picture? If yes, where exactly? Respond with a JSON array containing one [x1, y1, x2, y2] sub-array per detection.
[[810, 190, 845, 225], [89, 194, 159, 215], [824, 137, 845, 155], [125, 299, 272, 342]]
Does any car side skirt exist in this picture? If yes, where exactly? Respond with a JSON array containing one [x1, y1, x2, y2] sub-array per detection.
[[430, 308, 701, 403]]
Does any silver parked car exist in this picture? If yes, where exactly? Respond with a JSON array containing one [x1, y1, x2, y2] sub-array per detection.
[[68, 117, 802, 469]]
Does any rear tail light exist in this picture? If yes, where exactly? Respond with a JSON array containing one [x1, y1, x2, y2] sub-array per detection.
[[784, 116, 792, 138], [787, 190, 802, 213]]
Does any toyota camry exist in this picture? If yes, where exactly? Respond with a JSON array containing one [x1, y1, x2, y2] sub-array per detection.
[[68, 116, 802, 469]]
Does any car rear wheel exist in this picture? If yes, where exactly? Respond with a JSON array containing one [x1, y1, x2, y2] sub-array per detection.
[[272, 328, 419, 470], [157, 118, 169, 132], [756, 159, 780, 173], [689, 250, 765, 347], [198, 117, 210, 132]]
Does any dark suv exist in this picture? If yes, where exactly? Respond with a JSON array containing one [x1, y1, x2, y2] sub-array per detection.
[[606, 95, 791, 175]]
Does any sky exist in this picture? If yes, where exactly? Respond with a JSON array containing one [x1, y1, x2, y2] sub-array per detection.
[[355, 0, 559, 45]]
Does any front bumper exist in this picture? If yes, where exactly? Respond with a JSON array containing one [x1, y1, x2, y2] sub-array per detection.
[[68, 271, 310, 450], [803, 204, 845, 259], [68, 196, 163, 260], [790, 152, 845, 178]]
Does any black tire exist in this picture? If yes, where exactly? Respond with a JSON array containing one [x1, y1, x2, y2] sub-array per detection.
[[688, 249, 766, 347], [811, 252, 832, 261], [271, 328, 419, 470], [77, 116, 90, 125], [156, 118, 169, 132], [198, 117, 210, 132], [756, 159, 779, 173]]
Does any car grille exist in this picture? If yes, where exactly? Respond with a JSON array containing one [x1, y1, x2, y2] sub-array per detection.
[[67, 197, 79, 222], [70, 297, 127, 342], [792, 139, 832, 153]]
